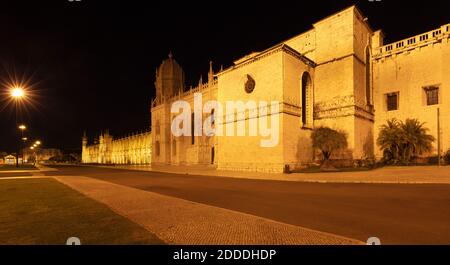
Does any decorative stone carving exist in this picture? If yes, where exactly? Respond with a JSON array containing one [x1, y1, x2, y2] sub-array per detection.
[[244, 74, 255, 94], [314, 95, 355, 119], [313, 95, 374, 121]]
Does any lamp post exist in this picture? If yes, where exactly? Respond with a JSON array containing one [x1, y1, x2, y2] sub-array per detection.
[[30, 146, 36, 165], [21, 137, 28, 163], [11, 87, 26, 168], [34, 141, 41, 164], [18, 125, 27, 165]]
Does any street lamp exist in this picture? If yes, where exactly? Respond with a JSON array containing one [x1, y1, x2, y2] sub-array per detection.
[[18, 125, 27, 165], [21, 136, 28, 163], [11, 87, 25, 98], [10, 87, 26, 168], [32, 141, 42, 165]]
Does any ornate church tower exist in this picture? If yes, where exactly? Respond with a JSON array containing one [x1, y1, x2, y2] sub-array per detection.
[[154, 52, 185, 103], [152, 53, 186, 165]]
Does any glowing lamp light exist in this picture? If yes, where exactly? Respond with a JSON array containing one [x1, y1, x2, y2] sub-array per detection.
[[19, 125, 26, 130], [30, 147, 34, 150], [11, 87, 25, 98]]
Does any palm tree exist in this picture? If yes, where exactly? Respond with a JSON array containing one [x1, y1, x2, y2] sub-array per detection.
[[400, 119, 435, 162], [377, 118, 435, 164], [377, 119, 403, 163]]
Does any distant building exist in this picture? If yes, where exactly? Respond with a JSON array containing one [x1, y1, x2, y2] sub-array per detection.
[[82, 131, 151, 164], [4, 155, 17, 165]]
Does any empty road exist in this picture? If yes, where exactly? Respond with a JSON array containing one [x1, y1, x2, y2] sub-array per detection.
[[46, 166, 450, 244]]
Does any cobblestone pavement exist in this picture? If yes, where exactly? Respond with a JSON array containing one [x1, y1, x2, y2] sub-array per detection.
[[95, 164, 450, 184], [54, 176, 363, 245]]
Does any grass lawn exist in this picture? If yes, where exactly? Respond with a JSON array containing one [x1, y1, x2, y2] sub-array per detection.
[[0, 164, 38, 171], [0, 178, 164, 245]]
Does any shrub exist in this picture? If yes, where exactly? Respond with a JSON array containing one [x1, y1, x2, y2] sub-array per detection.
[[311, 127, 348, 165], [445, 150, 450, 165]]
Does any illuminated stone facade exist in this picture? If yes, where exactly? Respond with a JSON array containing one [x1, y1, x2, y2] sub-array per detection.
[[151, 54, 218, 167], [372, 24, 450, 158], [84, 6, 450, 172], [82, 131, 151, 164], [152, 6, 449, 172]]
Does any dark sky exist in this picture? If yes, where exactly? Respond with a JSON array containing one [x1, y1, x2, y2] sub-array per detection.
[[0, 0, 449, 153]]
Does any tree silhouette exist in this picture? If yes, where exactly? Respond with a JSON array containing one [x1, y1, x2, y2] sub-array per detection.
[[311, 127, 348, 166]]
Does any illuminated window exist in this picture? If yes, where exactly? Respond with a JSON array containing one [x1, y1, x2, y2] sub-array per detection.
[[301, 72, 312, 127], [365, 47, 372, 105]]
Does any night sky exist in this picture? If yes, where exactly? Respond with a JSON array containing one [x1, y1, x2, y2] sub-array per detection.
[[0, 0, 449, 153]]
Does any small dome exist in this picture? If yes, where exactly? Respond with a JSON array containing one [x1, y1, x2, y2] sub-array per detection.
[[155, 52, 185, 99], [158, 52, 184, 80]]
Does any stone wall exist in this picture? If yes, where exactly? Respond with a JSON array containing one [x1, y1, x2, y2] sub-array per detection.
[[373, 25, 450, 158], [217, 50, 285, 173], [151, 80, 218, 166]]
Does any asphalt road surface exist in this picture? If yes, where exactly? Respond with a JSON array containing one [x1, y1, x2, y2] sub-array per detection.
[[46, 166, 450, 244]]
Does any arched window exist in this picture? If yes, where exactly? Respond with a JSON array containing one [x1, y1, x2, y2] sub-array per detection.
[[301, 72, 313, 127], [365, 46, 372, 105]]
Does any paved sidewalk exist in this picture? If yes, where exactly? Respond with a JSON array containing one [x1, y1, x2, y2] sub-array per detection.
[[0, 164, 58, 174], [95, 164, 450, 184], [0, 176, 51, 180], [55, 176, 362, 245]]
